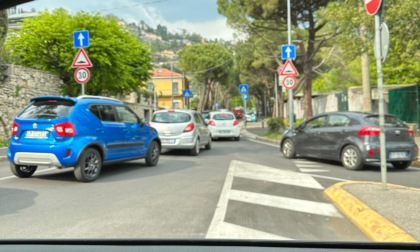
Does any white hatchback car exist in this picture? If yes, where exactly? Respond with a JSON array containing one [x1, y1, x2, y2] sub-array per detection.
[[149, 109, 211, 155], [208, 111, 241, 141]]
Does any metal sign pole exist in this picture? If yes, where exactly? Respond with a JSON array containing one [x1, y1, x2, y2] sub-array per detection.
[[82, 83, 85, 95], [287, 0, 293, 128], [275, 73, 279, 117], [375, 7, 387, 190]]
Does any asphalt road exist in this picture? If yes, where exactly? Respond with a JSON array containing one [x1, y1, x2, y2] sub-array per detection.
[[246, 127, 420, 188], [0, 137, 368, 241]]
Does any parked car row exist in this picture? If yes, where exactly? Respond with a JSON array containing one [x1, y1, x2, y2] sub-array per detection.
[[280, 111, 418, 170], [7, 96, 242, 182]]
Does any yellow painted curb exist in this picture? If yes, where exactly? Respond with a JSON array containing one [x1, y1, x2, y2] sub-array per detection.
[[324, 181, 418, 243]]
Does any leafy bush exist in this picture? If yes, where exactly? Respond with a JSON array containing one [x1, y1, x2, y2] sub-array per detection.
[[267, 117, 285, 133]]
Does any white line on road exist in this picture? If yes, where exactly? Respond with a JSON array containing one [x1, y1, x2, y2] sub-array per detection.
[[206, 160, 237, 239], [229, 189, 343, 218], [296, 164, 323, 168], [234, 161, 324, 189], [0, 167, 57, 181], [309, 174, 349, 182], [247, 139, 279, 148], [299, 168, 329, 173], [206, 160, 292, 240]]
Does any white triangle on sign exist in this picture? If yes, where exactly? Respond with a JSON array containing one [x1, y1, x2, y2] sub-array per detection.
[[280, 59, 299, 76], [241, 87, 247, 93], [71, 48, 93, 68]]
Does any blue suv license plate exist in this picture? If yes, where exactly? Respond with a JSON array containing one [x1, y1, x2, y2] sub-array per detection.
[[25, 130, 48, 139]]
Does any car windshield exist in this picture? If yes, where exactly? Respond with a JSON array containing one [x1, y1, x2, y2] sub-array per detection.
[[18, 99, 75, 119], [2, 0, 420, 247], [213, 113, 234, 120], [152, 112, 191, 123], [365, 115, 407, 128]]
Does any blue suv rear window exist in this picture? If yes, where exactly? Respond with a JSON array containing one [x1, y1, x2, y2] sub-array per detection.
[[18, 99, 75, 119]]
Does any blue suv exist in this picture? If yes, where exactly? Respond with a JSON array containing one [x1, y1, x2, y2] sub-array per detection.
[[8, 95, 161, 182]]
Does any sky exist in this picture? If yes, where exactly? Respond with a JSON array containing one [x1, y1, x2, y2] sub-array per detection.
[[17, 0, 236, 40]]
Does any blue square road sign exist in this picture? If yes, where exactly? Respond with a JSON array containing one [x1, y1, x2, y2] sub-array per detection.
[[281, 44, 296, 60], [239, 84, 248, 94], [73, 30, 90, 48]]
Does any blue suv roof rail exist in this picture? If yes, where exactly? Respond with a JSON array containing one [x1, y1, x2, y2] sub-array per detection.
[[77, 95, 123, 103]]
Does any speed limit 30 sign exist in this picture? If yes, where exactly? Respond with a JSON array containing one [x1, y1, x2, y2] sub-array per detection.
[[74, 67, 90, 84], [282, 76, 297, 90]]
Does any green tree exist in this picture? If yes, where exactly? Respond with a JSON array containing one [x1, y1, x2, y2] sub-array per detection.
[[178, 43, 233, 112], [218, 0, 337, 119], [318, 0, 420, 88], [6, 9, 152, 96]]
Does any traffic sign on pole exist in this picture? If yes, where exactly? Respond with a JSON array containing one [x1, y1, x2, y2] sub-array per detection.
[[182, 89, 192, 98], [239, 84, 249, 94], [71, 48, 93, 68], [242, 94, 249, 101], [73, 30, 90, 48], [280, 60, 299, 76], [74, 67, 90, 84], [365, 0, 382, 16], [282, 76, 297, 90], [281, 44, 296, 60]]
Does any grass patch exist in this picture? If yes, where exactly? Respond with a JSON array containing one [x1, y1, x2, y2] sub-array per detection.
[[260, 131, 283, 141], [0, 139, 9, 148]]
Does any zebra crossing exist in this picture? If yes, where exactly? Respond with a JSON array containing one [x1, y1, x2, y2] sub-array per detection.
[[293, 159, 330, 173], [206, 160, 366, 241]]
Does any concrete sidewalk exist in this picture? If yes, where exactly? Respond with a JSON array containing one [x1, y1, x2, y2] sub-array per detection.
[[243, 127, 420, 242]]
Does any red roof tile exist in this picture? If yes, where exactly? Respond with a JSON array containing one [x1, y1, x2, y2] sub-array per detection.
[[151, 68, 183, 78]]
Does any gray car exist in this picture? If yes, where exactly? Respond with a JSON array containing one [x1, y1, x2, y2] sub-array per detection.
[[280, 112, 418, 170], [149, 109, 212, 156]]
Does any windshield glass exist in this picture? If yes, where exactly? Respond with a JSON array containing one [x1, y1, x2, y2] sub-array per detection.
[[18, 99, 75, 119], [212, 113, 234, 120], [152, 112, 191, 123], [365, 115, 407, 128], [1, 0, 420, 246]]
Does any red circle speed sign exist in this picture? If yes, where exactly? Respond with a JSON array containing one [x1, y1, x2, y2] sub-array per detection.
[[365, 0, 382, 16], [282, 76, 297, 90], [74, 67, 90, 84]]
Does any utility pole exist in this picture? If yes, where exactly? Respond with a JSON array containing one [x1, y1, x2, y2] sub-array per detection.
[[170, 62, 174, 109]]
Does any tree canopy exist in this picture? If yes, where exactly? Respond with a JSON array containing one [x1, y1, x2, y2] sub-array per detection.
[[6, 9, 152, 96], [178, 43, 234, 112]]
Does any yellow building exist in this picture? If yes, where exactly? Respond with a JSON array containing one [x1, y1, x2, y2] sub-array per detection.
[[149, 68, 187, 109]]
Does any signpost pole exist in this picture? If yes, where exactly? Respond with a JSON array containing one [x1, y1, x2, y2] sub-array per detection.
[[275, 73, 279, 117], [375, 7, 387, 190], [287, 0, 293, 129], [82, 84, 85, 95], [244, 97, 247, 128]]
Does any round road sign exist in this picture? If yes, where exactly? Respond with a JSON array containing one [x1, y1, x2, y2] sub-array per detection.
[[365, 0, 382, 16], [74, 67, 90, 84], [282, 76, 297, 90]]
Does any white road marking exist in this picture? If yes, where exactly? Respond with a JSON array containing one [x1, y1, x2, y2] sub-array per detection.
[[247, 139, 279, 148], [294, 160, 320, 164], [229, 190, 342, 218], [206, 160, 237, 239], [296, 164, 323, 167], [234, 160, 324, 189], [0, 167, 57, 181], [310, 174, 349, 182], [299, 168, 329, 173], [206, 160, 344, 239]]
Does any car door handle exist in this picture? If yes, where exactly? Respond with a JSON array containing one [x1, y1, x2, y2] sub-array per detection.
[[341, 129, 348, 134], [96, 128, 104, 132]]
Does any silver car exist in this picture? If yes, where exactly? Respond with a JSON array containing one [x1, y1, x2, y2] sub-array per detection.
[[208, 111, 241, 141], [149, 109, 211, 156]]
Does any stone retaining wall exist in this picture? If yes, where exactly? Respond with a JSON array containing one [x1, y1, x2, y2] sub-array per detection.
[[0, 65, 154, 141]]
